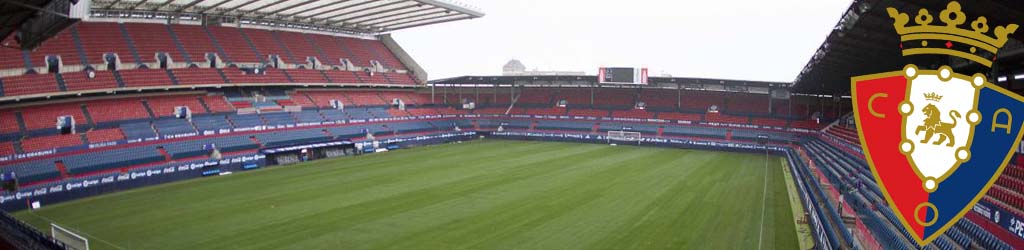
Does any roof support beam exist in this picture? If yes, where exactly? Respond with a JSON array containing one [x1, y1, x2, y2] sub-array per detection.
[[129, 0, 152, 10], [361, 9, 446, 27], [174, 0, 209, 12], [151, 0, 178, 11], [297, 1, 360, 21], [253, 0, 318, 19], [383, 14, 469, 31], [321, 1, 407, 23], [277, 0, 351, 19], [217, 0, 262, 16], [197, 0, 234, 14], [239, 0, 291, 16], [345, 3, 420, 23], [105, 0, 125, 9], [374, 12, 455, 29], [347, 7, 434, 27]]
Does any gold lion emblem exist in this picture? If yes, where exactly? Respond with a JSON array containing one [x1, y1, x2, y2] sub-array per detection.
[[914, 103, 961, 147]]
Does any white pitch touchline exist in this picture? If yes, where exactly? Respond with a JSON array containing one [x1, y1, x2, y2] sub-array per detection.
[[27, 211, 127, 250], [757, 150, 769, 250]]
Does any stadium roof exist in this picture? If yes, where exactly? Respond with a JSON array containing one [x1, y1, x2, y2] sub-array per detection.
[[430, 75, 791, 89], [92, 0, 485, 34], [792, 0, 1024, 95]]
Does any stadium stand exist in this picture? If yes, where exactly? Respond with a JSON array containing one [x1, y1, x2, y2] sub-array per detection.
[[123, 23, 183, 64], [2, 3, 1021, 249], [1, 73, 58, 96], [120, 69, 174, 87]]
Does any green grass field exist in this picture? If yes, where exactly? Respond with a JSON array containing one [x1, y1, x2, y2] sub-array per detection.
[[14, 139, 798, 250]]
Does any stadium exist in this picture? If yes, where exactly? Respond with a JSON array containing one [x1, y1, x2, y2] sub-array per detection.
[[0, 0, 1022, 249]]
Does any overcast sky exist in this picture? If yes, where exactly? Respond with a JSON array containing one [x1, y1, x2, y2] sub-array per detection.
[[392, 0, 852, 82]]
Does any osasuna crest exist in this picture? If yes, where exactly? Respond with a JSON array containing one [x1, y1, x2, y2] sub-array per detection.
[[852, 1, 1024, 246]]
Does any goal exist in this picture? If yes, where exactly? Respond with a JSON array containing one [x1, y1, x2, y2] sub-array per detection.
[[51, 223, 89, 250], [607, 131, 642, 145]]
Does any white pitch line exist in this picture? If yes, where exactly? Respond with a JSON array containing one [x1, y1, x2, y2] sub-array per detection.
[[27, 211, 127, 250], [758, 149, 769, 250]]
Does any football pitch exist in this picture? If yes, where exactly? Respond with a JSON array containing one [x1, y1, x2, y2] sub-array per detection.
[[14, 139, 798, 250]]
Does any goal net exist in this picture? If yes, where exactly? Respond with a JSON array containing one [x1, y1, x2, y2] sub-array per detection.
[[607, 131, 642, 145], [51, 223, 89, 250]]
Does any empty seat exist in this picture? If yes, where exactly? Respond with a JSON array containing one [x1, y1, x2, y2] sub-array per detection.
[[85, 128, 125, 143], [20, 134, 82, 152], [228, 114, 264, 128], [62, 147, 163, 174], [86, 98, 149, 124], [62, 70, 118, 91], [1, 73, 59, 97], [120, 69, 173, 87], [153, 118, 196, 136], [192, 115, 232, 132], [120, 121, 156, 140]]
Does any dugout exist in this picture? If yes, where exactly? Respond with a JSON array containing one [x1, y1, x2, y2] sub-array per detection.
[[261, 140, 357, 165]]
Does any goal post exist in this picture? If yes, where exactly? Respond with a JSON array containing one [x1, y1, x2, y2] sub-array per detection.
[[51, 223, 89, 250], [607, 130, 642, 145]]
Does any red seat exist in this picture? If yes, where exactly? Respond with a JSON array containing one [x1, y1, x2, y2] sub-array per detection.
[[75, 22, 134, 65], [172, 68, 224, 85], [168, 24, 219, 64], [86, 98, 149, 123], [85, 128, 125, 143], [1, 73, 59, 96], [124, 23, 185, 63], [203, 95, 234, 113], [0, 110, 20, 134], [206, 26, 260, 63], [21, 134, 82, 152], [62, 71, 118, 91], [120, 69, 173, 87], [20, 103, 86, 131], [146, 95, 206, 117], [0, 141, 14, 156]]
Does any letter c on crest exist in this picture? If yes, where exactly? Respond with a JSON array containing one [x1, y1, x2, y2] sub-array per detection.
[[869, 93, 888, 118]]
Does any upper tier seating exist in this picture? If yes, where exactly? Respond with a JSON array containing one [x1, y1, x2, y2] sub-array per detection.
[[2, 73, 58, 97], [222, 67, 290, 84], [167, 24, 219, 65], [25, 26, 81, 68], [206, 25, 261, 64], [275, 31, 320, 65], [172, 68, 225, 85], [120, 69, 173, 88], [123, 23, 183, 63], [595, 89, 635, 107], [241, 28, 291, 64], [305, 33, 351, 67], [286, 69, 329, 83], [0, 38, 28, 70], [640, 89, 678, 110], [75, 22, 135, 65], [62, 71, 118, 91]]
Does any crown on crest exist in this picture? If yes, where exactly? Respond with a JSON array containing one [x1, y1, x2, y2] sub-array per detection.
[[924, 92, 943, 102], [887, 1, 1019, 67]]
